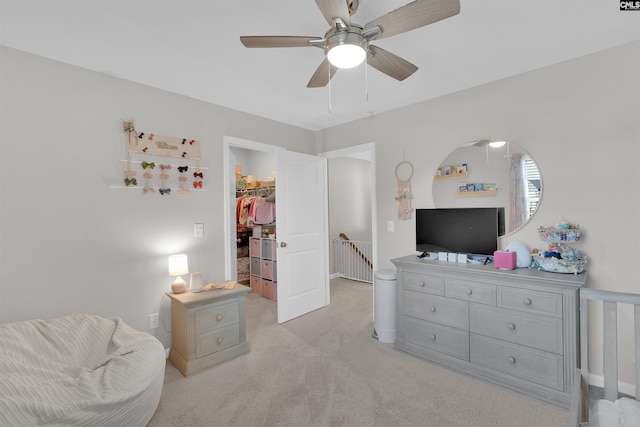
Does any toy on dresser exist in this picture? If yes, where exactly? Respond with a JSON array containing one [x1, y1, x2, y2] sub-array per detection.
[[533, 222, 586, 274]]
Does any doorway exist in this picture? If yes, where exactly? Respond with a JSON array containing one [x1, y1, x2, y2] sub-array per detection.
[[319, 142, 378, 279], [223, 137, 377, 323]]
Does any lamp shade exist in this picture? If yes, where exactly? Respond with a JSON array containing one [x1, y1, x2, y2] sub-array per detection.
[[168, 254, 189, 277], [327, 44, 366, 69], [326, 31, 367, 69]]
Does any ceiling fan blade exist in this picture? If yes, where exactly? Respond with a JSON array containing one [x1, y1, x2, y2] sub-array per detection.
[[364, 0, 460, 41], [315, 0, 351, 27], [367, 45, 418, 81], [307, 58, 337, 88], [240, 36, 321, 48]]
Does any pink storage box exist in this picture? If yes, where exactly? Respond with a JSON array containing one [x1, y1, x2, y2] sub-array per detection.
[[494, 251, 517, 270]]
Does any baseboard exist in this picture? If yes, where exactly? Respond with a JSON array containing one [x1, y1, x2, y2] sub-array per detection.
[[329, 273, 342, 279], [587, 373, 636, 397]]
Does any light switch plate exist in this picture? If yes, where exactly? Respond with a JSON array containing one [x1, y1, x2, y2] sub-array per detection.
[[194, 223, 204, 237]]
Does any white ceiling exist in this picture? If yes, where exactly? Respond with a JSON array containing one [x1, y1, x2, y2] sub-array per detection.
[[1, 1, 639, 131]]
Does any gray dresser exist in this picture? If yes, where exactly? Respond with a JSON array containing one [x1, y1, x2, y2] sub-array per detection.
[[391, 255, 587, 409]]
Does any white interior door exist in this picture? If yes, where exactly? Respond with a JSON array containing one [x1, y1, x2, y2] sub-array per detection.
[[276, 149, 329, 323]]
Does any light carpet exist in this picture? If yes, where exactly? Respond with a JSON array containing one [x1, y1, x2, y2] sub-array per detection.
[[148, 278, 568, 427]]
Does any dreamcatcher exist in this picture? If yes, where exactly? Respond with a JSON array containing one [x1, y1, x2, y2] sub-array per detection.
[[395, 160, 414, 220]]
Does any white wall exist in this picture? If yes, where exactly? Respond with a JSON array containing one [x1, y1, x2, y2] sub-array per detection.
[[0, 46, 315, 348], [318, 42, 640, 386]]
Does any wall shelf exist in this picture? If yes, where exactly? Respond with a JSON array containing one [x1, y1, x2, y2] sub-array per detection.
[[456, 190, 497, 197], [434, 172, 468, 181]]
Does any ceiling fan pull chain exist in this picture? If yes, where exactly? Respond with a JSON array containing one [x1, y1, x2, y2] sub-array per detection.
[[328, 64, 333, 113], [365, 55, 369, 102]]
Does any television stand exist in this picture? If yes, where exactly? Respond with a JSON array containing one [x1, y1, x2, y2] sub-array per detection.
[[391, 255, 586, 409]]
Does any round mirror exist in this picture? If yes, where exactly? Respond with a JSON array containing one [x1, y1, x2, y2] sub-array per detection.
[[432, 140, 542, 235]]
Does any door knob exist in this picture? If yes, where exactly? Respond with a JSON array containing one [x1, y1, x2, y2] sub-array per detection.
[[280, 242, 287, 248]]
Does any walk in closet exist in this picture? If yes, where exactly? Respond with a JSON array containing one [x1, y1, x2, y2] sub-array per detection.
[[232, 147, 277, 301]]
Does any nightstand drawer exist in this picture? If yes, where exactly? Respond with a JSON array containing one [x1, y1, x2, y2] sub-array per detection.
[[470, 303, 562, 354], [445, 279, 496, 305], [195, 301, 239, 334], [498, 286, 563, 318], [404, 290, 468, 330], [404, 316, 469, 360], [471, 334, 563, 391], [403, 272, 444, 295], [196, 324, 240, 358]]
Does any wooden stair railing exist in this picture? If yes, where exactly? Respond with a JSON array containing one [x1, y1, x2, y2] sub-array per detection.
[[339, 233, 373, 269]]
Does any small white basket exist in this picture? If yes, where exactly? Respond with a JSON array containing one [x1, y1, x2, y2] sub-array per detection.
[[534, 257, 586, 274]]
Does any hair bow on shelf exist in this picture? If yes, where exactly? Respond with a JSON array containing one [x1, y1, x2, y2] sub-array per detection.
[[178, 166, 189, 173], [193, 181, 203, 189], [159, 188, 171, 195], [193, 172, 203, 178], [159, 164, 172, 170], [141, 161, 155, 169], [124, 178, 137, 186]]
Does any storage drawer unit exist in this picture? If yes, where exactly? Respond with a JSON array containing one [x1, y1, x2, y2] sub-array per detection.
[[249, 237, 277, 301], [167, 285, 250, 376], [392, 255, 586, 409]]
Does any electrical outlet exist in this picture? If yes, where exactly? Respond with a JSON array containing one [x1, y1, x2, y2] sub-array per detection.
[[194, 223, 204, 237], [148, 313, 159, 329]]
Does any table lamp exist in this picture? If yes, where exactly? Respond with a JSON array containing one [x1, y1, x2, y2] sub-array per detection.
[[168, 254, 189, 294]]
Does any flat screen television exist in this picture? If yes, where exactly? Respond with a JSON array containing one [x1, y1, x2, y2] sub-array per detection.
[[416, 207, 505, 256]]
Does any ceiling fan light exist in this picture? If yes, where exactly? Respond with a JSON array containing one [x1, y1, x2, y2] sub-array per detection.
[[327, 44, 366, 69]]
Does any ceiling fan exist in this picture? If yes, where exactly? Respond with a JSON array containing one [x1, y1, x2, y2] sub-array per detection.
[[240, 0, 460, 88]]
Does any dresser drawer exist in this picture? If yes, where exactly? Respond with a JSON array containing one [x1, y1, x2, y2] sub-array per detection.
[[470, 304, 562, 354], [403, 272, 444, 295], [498, 286, 563, 318], [404, 290, 468, 330], [195, 301, 240, 334], [445, 279, 496, 305], [471, 334, 563, 391], [404, 316, 469, 360], [196, 324, 240, 359]]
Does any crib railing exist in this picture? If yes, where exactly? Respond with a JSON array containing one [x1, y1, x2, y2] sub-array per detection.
[[332, 235, 373, 283]]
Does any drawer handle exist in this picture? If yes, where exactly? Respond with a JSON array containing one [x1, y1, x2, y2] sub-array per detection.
[[430, 306, 436, 312], [217, 337, 224, 345], [508, 356, 516, 364], [216, 314, 224, 322], [523, 298, 532, 305], [430, 334, 436, 341], [419, 281, 426, 288], [466, 289, 473, 296], [507, 323, 516, 331]]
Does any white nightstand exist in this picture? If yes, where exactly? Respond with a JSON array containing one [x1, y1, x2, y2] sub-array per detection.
[[166, 285, 250, 376]]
